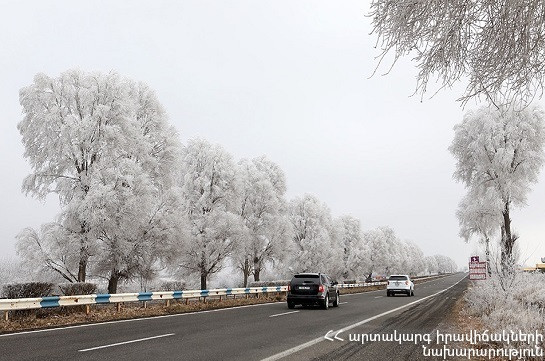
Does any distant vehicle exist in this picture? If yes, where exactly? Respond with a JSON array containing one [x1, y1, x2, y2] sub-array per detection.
[[287, 273, 339, 309], [386, 275, 414, 297]]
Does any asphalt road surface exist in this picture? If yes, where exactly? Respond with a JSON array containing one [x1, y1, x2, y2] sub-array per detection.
[[0, 273, 467, 361]]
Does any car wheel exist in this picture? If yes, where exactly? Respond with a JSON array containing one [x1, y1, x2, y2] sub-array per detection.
[[288, 301, 295, 309], [386, 291, 390, 297], [406, 290, 411, 297], [322, 294, 329, 310], [411, 289, 414, 297], [333, 292, 339, 307]]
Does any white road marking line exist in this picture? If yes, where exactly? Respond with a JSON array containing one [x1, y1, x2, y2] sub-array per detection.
[[0, 301, 283, 338], [260, 274, 467, 361], [269, 310, 299, 318], [374, 296, 383, 299], [339, 302, 348, 305], [78, 333, 174, 352]]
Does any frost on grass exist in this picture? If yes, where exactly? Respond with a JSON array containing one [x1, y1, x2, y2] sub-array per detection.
[[465, 273, 545, 336]]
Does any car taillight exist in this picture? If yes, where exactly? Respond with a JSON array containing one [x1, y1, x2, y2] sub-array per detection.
[[318, 284, 324, 293], [405, 281, 409, 285]]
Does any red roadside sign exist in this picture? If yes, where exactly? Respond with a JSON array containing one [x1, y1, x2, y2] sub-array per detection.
[[469, 260, 487, 280]]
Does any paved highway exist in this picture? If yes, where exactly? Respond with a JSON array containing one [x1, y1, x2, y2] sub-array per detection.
[[0, 273, 467, 361]]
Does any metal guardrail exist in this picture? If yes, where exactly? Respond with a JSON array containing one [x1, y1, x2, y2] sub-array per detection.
[[335, 274, 446, 289], [336, 281, 386, 288], [0, 286, 287, 320], [0, 274, 449, 321]]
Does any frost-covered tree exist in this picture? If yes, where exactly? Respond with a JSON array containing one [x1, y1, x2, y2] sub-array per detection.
[[456, 189, 500, 277], [434, 255, 458, 274], [235, 157, 292, 286], [16, 220, 82, 283], [370, 0, 545, 106], [363, 226, 400, 277], [424, 255, 439, 275], [17, 70, 182, 289], [88, 164, 182, 293], [177, 139, 241, 290], [288, 194, 343, 279], [361, 227, 427, 277], [89, 80, 182, 293], [403, 241, 426, 276], [450, 105, 545, 274], [0, 257, 27, 287], [18, 70, 128, 281], [335, 215, 367, 280]]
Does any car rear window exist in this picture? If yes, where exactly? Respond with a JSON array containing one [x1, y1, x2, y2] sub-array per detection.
[[291, 274, 320, 284], [389, 275, 408, 280]]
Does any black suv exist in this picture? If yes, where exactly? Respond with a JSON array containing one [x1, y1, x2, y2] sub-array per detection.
[[287, 273, 339, 309]]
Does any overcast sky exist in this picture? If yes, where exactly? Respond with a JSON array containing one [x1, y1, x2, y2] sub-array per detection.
[[1, 1, 544, 268]]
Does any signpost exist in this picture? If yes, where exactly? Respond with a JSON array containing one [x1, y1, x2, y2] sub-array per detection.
[[469, 256, 487, 280]]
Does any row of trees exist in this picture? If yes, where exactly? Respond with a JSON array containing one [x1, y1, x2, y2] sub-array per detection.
[[15, 70, 457, 293]]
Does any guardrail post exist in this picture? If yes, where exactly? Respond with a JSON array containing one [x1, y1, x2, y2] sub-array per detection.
[[219, 295, 223, 301], [85, 305, 90, 315], [3, 311, 8, 321], [142, 301, 147, 309], [116, 302, 122, 312], [185, 298, 189, 305], [166, 299, 170, 307]]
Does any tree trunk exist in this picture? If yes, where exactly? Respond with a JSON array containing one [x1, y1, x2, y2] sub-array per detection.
[[485, 236, 492, 277], [500, 204, 515, 274], [108, 270, 121, 294], [200, 271, 207, 290], [77, 222, 89, 282], [253, 267, 261, 282], [78, 255, 87, 283], [253, 257, 261, 282], [200, 249, 208, 290], [243, 257, 250, 287]]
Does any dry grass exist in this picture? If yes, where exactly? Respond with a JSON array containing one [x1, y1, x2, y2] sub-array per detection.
[[449, 285, 537, 361], [0, 294, 284, 334]]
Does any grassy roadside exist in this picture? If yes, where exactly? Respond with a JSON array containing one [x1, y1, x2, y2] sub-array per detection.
[[449, 287, 498, 361], [0, 295, 285, 334], [0, 274, 451, 334], [448, 281, 542, 361]]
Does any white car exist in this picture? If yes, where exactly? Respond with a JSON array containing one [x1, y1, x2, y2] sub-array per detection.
[[386, 275, 414, 297]]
